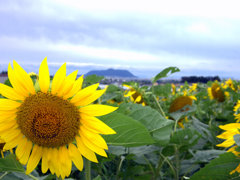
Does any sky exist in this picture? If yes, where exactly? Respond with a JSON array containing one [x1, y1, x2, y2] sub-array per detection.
[[0, 0, 240, 79]]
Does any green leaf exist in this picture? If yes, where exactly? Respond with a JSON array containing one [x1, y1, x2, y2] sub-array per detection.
[[152, 67, 180, 83], [0, 154, 25, 173], [117, 103, 174, 145], [191, 152, 240, 180], [234, 134, 240, 146], [100, 112, 155, 147], [170, 128, 201, 147], [152, 83, 172, 96]]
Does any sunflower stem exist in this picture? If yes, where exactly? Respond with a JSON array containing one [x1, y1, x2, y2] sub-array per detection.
[[26, 173, 38, 180], [85, 159, 91, 180], [0, 172, 9, 179], [153, 95, 166, 117]]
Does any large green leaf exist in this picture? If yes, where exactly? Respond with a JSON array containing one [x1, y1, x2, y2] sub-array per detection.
[[152, 67, 180, 83], [117, 103, 174, 145], [191, 152, 240, 180], [170, 127, 201, 147], [0, 154, 25, 173], [100, 112, 155, 147]]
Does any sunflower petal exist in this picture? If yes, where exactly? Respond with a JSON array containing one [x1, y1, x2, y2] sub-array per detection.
[[3, 134, 23, 150], [71, 83, 99, 104], [81, 114, 116, 134], [8, 63, 29, 97], [75, 136, 98, 163], [13, 60, 35, 95], [68, 143, 83, 171], [26, 145, 43, 174], [0, 83, 24, 101], [0, 99, 21, 111], [57, 70, 78, 97], [51, 63, 66, 95], [60, 146, 72, 179], [80, 126, 108, 150], [63, 75, 84, 99], [74, 87, 107, 106], [79, 104, 118, 117], [80, 134, 107, 157], [17, 139, 33, 165], [39, 57, 50, 93], [41, 147, 49, 173]]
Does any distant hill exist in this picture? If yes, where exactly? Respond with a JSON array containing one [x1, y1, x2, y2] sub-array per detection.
[[86, 68, 136, 78]]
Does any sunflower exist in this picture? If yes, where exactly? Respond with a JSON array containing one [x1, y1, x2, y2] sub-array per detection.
[[0, 58, 117, 179], [233, 100, 240, 122], [169, 95, 196, 128], [171, 83, 176, 95], [123, 84, 146, 106], [208, 82, 225, 102], [217, 123, 240, 174]]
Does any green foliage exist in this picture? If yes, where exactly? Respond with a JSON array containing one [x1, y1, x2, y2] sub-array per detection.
[[191, 153, 240, 180], [152, 67, 180, 83], [0, 154, 24, 173], [100, 112, 155, 147]]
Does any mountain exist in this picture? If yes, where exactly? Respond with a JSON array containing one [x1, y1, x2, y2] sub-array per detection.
[[86, 68, 137, 78]]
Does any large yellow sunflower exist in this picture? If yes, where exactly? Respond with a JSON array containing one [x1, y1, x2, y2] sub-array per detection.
[[0, 57, 117, 179], [217, 123, 240, 174]]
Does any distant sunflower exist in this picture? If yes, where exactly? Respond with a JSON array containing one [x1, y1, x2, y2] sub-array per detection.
[[217, 123, 240, 174], [208, 82, 225, 102], [169, 95, 196, 128], [234, 100, 240, 122], [171, 83, 176, 95], [123, 84, 146, 106], [0, 58, 117, 179]]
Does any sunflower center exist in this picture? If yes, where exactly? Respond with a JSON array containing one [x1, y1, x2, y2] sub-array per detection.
[[16, 92, 80, 147]]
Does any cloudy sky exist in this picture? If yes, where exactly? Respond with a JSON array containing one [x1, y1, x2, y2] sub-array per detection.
[[0, 0, 240, 79]]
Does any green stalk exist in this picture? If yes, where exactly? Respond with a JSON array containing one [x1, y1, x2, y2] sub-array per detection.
[[153, 95, 166, 117], [85, 159, 91, 180], [27, 173, 39, 180]]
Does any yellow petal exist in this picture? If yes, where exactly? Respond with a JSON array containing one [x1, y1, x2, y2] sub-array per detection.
[[63, 75, 84, 99], [80, 134, 107, 157], [57, 70, 78, 97], [39, 57, 50, 93], [0, 83, 24, 101], [75, 136, 98, 163], [41, 147, 49, 173], [219, 123, 240, 130], [134, 95, 141, 103], [0, 119, 18, 132], [0, 99, 21, 111], [0, 111, 16, 123], [80, 104, 118, 117], [13, 60, 35, 95], [3, 134, 23, 150], [59, 146, 72, 179], [80, 126, 108, 150], [75, 87, 107, 106], [71, 83, 99, 104], [1, 129, 21, 143], [26, 145, 43, 174], [48, 148, 60, 176], [81, 114, 116, 134], [51, 63, 66, 95], [68, 143, 83, 171], [8, 63, 29, 97], [16, 139, 33, 165], [16, 137, 28, 160], [216, 138, 235, 147]]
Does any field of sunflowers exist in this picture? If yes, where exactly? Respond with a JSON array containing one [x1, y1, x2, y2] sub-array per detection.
[[1, 61, 240, 180]]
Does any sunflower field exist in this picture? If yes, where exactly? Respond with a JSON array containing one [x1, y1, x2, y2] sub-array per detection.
[[1, 60, 240, 180]]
